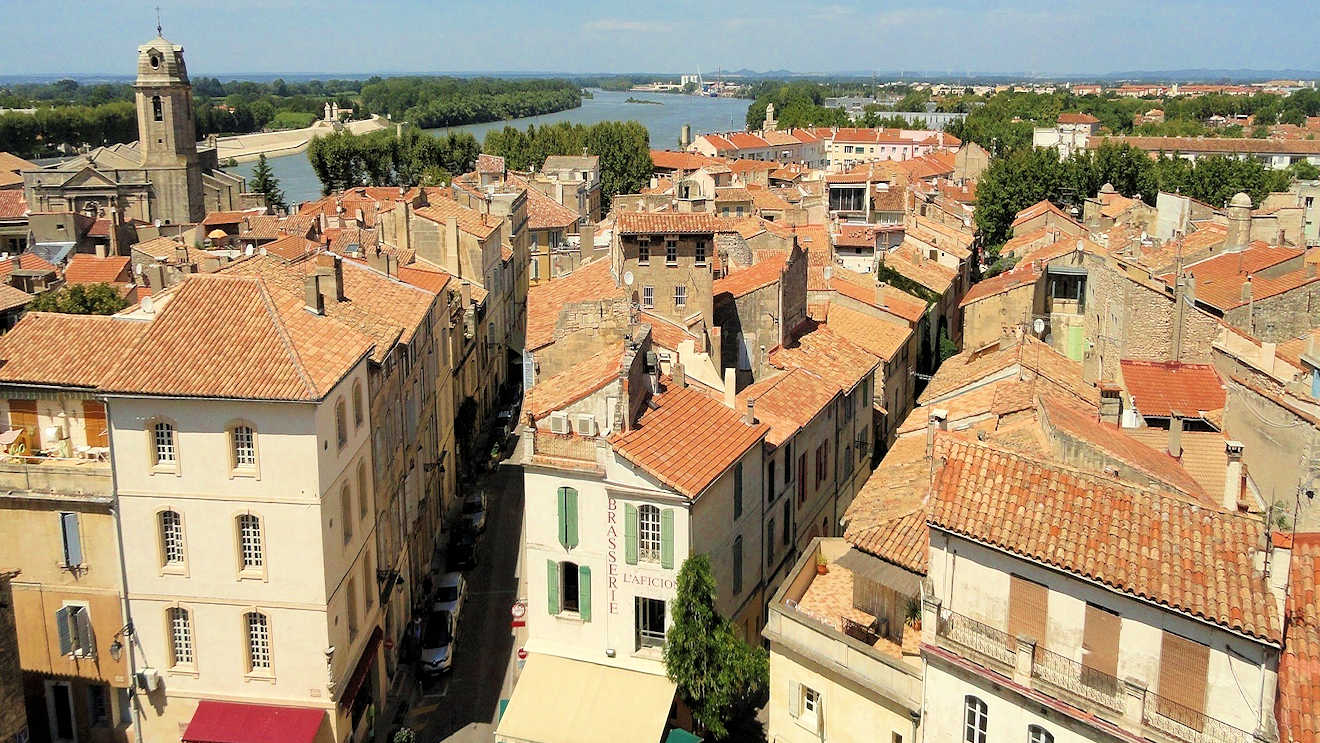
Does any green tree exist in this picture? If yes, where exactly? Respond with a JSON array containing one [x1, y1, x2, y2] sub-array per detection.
[[28, 283, 129, 315], [664, 555, 768, 741], [973, 146, 1068, 248], [248, 153, 287, 211]]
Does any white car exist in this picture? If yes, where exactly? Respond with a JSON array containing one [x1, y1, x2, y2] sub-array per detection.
[[432, 572, 467, 622], [420, 610, 454, 676], [462, 493, 487, 532]]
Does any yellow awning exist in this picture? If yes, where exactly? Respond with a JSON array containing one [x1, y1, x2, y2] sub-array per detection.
[[495, 653, 677, 743]]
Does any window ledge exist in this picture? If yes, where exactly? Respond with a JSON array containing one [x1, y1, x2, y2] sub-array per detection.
[[160, 564, 187, 577], [556, 611, 584, 623], [243, 671, 275, 683], [167, 666, 199, 678], [236, 569, 266, 582], [632, 646, 664, 660]]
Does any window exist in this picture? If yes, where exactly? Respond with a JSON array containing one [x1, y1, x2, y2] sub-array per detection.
[[152, 95, 163, 122], [335, 399, 348, 448], [732, 537, 743, 595], [58, 512, 82, 567], [159, 510, 184, 567], [237, 514, 263, 571], [231, 425, 256, 469], [245, 612, 271, 672], [561, 561, 580, 613], [556, 487, 579, 550], [1049, 273, 1087, 311], [353, 382, 365, 428], [766, 460, 775, 503], [87, 684, 111, 726], [815, 443, 828, 487], [346, 578, 359, 639], [55, 605, 94, 657], [168, 607, 193, 666], [766, 519, 776, 566], [362, 554, 374, 609], [642, 285, 655, 309], [964, 697, 988, 743], [635, 597, 666, 649], [674, 284, 687, 310], [695, 242, 707, 265], [1158, 631, 1210, 722], [665, 240, 678, 265], [1028, 725, 1054, 743], [1082, 603, 1121, 694], [733, 462, 743, 519], [638, 244, 650, 264], [341, 485, 354, 544], [358, 462, 370, 520], [1008, 574, 1049, 655], [152, 421, 175, 466], [801, 686, 822, 732], [782, 498, 791, 545], [638, 504, 661, 562], [783, 441, 792, 483]]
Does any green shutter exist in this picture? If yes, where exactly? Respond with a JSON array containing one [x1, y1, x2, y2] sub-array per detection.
[[546, 560, 560, 615], [565, 488, 579, 549], [625, 503, 639, 565], [556, 488, 567, 548], [661, 509, 675, 569], [1066, 324, 1085, 362], [578, 565, 592, 622]]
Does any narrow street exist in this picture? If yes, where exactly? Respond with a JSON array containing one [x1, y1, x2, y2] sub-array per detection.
[[408, 458, 527, 742]]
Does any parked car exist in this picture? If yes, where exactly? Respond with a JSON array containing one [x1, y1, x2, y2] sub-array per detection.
[[420, 610, 454, 675], [462, 493, 487, 532], [432, 572, 467, 621], [447, 530, 477, 571]]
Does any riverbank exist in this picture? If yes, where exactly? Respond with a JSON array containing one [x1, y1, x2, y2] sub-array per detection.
[[212, 116, 391, 163]]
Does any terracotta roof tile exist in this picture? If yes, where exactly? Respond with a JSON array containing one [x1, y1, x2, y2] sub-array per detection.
[[638, 311, 699, 350], [525, 346, 624, 420], [0, 312, 147, 388], [616, 212, 729, 235], [921, 337, 1096, 408], [769, 321, 879, 394], [1120, 360, 1225, 418], [101, 274, 373, 401], [395, 264, 452, 295], [1011, 199, 1082, 229], [881, 243, 956, 295], [929, 436, 1280, 643], [1277, 532, 1320, 743], [713, 254, 786, 298], [64, 255, 131, 285], [263, 234, 322, 261], [650, 150, 726, 171], [0, 283, 31, 312], [611, 383, 767, 498], [823, 303, 912, 362], [0, 190, 28, 220], [737, 367, 837, 447], [201, 210, 260, 226], [0, 253, 56, 279], [1058, 112, 1100, 124], [414, 199, 502, 240], [131, 236, 186, 260], [960, 264, 1042, 306], [526, 259, 624, 350], [476, 154, 505, 174], [843, 434, 931, 573]]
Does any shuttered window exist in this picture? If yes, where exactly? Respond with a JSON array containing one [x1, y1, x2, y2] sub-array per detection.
[[557, 487, 579, 550], [82, 401, 108, 448], [1008, 574, 1048, 653], [1082, 603, 1121, 693], [59, 512, 83, 567], [1158, 631, 1210, 726]]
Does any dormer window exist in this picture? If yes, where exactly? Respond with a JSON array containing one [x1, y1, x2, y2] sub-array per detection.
[[150, 54, 161, 69]]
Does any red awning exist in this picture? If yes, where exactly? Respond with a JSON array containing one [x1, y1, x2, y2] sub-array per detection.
[[182, 700, 326, 743], [338, 626, 383, 709]]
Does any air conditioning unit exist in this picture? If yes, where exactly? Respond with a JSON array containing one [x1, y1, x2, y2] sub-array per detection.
[[573, 414, 597, 437], [135, 668, 161, 692], [548, 412, 571, 435]]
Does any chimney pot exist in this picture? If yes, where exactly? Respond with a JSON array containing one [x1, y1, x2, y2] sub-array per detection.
[[1168, 411, 1184, 459], [743, 398, 756, 426], [304, 274, 325, 315], [674, 362, 687, 389], [1224, 440, 1245, 511], [1241, 274, 1253, 303]]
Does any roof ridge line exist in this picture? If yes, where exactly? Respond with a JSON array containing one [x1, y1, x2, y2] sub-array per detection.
[[248, 276, 319, 398]]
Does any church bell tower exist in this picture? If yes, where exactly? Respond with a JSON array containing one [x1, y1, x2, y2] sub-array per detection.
[[134, 31, 204, 223]]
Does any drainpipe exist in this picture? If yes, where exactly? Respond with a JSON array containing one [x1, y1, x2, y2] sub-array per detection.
[[104, 397, 146, 743]]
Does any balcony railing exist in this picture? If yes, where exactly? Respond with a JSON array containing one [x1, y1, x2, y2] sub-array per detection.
[[934, 609, 1016, 673], [841, 616, 882, 646], [1030, 644, 1123, 713], [1143, 690, 1260, 743]]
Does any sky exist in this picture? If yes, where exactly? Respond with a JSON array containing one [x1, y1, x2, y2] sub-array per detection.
[[2, 0, 1318, 78]]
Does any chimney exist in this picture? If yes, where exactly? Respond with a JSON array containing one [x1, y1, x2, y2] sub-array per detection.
[[1309, 258, 1319, 279], [673, 362, 687, 389], [1241, 274, 1253, 303], [315, 252, 345, 304], [926, 408, 948, 459], [1261, 341, 1277, 370], [459, 280, 472, 308], [743, 398, 756, 425], [304, 274, 325, 314], [1223, 440, 1244, 511], [724, 367, 737, 410], [580, 222, 596, 254], [446, 216, 460, 271], [1098, 382, 1122, 424], [1167, 411, 1184, 459], [875, 280, 888, 307]]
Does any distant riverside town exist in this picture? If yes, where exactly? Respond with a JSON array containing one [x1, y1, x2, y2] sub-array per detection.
[[0, 28, 1319, 743]]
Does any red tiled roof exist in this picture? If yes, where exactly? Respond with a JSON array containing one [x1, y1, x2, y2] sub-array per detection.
[[395, 264, 452, 295], [823, 303, 912, 362], [727, 158, 780, 174], [639, 311, 698, 351], [611, 383, 768, 499], [737, 367, 837, 447], [414, 199, 503, 240], [526, 259, 624, 350], [1058, 112, 1099, 124], [1120, 360, 1225, 418], [843, 434, 931, 573], [769, 321, 879, 394], [616, 212, 729, 235], [201, 210, 257, 226], [929, 436, 1280, 643], [0, 252, 56, 279], [476, 153, 505, 174], [1277, 532, 1320, 743], [960, 264, 1042, 306], [1011, 199, 1082, 229], [263, 234, 322, 261], [0, 190, 28, 220], [64, 254, 131, 285], [0, 313, 148, 388], [525, 346, 624, 420], [713, 254, 786, 298]]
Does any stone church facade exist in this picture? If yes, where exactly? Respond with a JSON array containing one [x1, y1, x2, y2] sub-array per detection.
[[21, 35, 246, 226]]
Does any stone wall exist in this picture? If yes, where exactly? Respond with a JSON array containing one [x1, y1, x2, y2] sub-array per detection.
[[1223, 283, 1320, 342], [0, 576, 25, 742]]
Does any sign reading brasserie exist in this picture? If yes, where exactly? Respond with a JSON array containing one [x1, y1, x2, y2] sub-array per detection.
[[607, 497, 676, 614]]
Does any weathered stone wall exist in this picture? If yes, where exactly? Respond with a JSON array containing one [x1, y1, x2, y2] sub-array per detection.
[[1223, 284, 1320, 343]]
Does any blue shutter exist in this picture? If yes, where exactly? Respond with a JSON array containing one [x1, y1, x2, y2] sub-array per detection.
[[60, 513, 82, 566], [55, 606, 72, 655]]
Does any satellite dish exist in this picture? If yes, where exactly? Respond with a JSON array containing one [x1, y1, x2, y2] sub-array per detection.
[[141, 296, 156, 314], [1033, 318, 1045, 335], [623, 270, 635, 286]]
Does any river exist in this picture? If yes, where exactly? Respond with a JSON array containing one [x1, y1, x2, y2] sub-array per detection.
[[228, 89, 749, 205]]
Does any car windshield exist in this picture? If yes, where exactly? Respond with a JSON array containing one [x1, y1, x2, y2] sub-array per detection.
[[438, 586, 459, 602], [424, 617, 451, 646]]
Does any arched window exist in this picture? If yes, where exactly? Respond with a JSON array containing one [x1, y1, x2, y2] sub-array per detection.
[[244, 611, 270, 671], [352, 382, 365, 428], [1028, 725, 1053, 743], [357, 461, 369, 520], [341, 484, 353, 544], [159, 510, 184, 567], [152, 95, 163, 122], [236, 514, 263, 570], [964, 696, 988, 743], [151, 420, 176, 466], [638, 504, 661, 562], [335, 399, 348, 449], [167, 607, 192, 666], [230, 423, 256, 469]]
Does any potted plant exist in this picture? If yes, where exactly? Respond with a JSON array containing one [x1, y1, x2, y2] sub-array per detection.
[[904, 596, 922, 631], [816, 553, 829, 575]]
